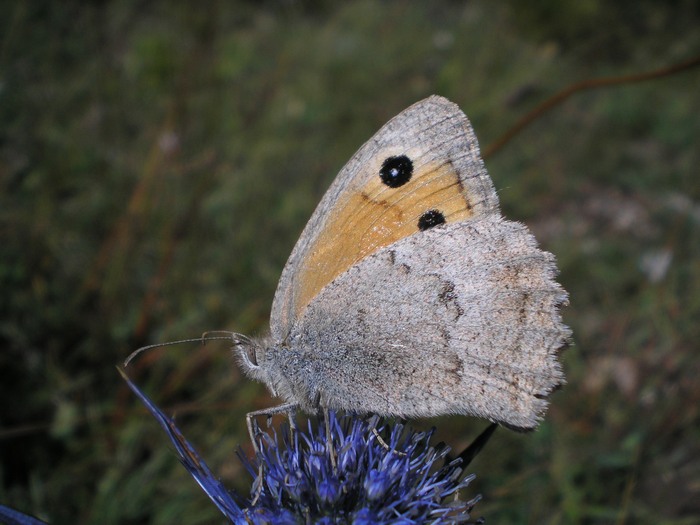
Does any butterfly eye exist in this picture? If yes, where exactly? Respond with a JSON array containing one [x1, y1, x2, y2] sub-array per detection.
[[245, 345, 258, 366], [418, 209, 446, 231], [380, 155, 413, 188], [235, 340, 258, 367]]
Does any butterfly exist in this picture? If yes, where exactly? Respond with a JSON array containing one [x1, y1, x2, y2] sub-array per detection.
[[234, 95, 570, 432]]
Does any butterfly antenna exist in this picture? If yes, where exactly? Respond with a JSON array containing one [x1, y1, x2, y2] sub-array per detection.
[[201, 330, 254, 347], [123, 332, 246, 368]]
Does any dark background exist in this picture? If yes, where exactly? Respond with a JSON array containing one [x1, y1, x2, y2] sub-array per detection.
[[1, 1, 699, 523]]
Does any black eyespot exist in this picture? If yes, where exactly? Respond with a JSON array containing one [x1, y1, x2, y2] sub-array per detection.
[[380, 155, 413, 188], [418, 210, 446, 231]]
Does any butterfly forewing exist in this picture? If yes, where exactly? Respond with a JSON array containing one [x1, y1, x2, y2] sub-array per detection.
[[271, 96, 498, 339]]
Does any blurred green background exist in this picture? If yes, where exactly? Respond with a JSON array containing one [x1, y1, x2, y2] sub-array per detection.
[[2, 1, 699, 523]]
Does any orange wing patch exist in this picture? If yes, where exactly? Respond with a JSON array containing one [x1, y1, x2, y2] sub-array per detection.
[[293, 160, 474, 319]]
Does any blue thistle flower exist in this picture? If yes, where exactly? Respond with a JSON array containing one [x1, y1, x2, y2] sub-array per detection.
[[117, 369, 485, 524], [237, 415, 482, 524]]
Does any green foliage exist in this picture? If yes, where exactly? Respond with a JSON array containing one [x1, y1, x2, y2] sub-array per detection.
[[1, 1, 699, 523]]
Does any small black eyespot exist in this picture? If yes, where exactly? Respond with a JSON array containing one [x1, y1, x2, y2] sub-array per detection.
[[380, 155, 413, 188], [418, 210, 446, 231]]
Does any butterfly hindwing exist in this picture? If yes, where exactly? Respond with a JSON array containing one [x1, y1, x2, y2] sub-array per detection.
[[287, 215, 570, 428]]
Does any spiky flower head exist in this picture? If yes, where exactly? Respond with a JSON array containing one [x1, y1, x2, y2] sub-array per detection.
[[240, 414, 482, 524], [118, 370, 485, 524]]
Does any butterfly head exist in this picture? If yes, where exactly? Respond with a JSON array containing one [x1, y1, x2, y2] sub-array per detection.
[[232, 332, 266, 374], [232, 334, 294, 402]]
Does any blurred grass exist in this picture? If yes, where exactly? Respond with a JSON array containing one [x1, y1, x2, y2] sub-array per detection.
[[1, 1, 699, 523]]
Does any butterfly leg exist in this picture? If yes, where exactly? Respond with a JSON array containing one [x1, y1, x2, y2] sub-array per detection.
[[371, 428, 406, 456], [246, 402, 298, 505], [370, 417, 407, 457], [310, 391, 338, 470], [246, 402, 299, 453], [322, 406, 338, 470], [287, 405, 298, 435]]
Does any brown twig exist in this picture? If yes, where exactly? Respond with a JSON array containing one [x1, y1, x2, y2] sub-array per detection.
[[483, 53, 700, 159]]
